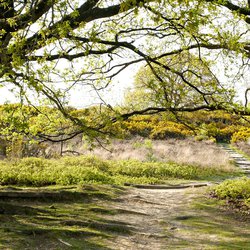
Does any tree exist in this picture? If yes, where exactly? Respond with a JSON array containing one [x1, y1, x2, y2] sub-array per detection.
[[0, 0, 250, 140], [125, 52, 235, 111]]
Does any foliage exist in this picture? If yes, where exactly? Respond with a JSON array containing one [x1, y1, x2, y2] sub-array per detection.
[[150, 121, 193, 139], [0, 103, 249, 160], [212, 177, 250, 209], [122, 114, 194, 139], [118, 111, 250, 142], [125, 52, 234, 110], [0, 0, 250, 138], [0, 104, 79, 157], [0, 155, 237, 186], [231, 128, 250, 143], [1, 105, 250, 159]]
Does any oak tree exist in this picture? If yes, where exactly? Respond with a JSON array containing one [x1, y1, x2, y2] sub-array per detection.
[[0, 0, 249, 140]]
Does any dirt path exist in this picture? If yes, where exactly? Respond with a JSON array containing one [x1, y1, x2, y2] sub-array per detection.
[[0, 144, 249, 249], [0, 184, 248, 249], [99, 145, 250, 249], [100, 185, 249, 250], [99, 144, 250, 250], [104, 188, 196, 249]]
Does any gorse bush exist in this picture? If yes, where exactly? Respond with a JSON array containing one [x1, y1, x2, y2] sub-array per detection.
[[123, 115, 193, 139], [118, 112, 249, 142], [0, 105, 250, 159], [0, 156, 237, 186], [150, 121, 193, 139], [231, 128, 250, 143]]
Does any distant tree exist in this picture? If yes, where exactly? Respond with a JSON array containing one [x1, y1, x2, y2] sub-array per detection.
[[125, 52, 236, 112]]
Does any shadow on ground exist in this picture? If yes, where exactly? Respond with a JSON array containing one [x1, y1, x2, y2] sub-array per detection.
[[168, 197, 250, 249], [0, 185, 132, 250]]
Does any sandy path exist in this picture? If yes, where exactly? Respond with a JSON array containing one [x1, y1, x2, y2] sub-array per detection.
[[101, 187, 202, 249], [100, 184, 249, 250]]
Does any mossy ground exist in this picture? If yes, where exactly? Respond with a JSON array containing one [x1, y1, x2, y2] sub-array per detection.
[[167, 192, 250, 249], [0, 185, 249, 249], [0, 185, 129, 249]]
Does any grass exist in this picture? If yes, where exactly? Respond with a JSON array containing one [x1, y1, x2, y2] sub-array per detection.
[[0, 185, 129, 249], [0, 155, 240, 187], [0, 139, 247, 249], [77, 138, 232, 168], [0, 184, 248, 249], [166, 191, 250, 249], [229, 143, 250, 162], [232, 141, 250, 159]]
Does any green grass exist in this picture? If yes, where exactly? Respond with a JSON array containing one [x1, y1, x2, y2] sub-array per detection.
[[0, 156, 240, 186], [0, 185, 128, 249], [172, 197, 250, 250], [0, 154, 246, 249]]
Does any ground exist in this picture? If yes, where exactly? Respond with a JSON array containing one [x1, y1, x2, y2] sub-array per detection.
[[0, 184, 249, 249], [0, 142, 249, 249], [101, 186, 250, 250]]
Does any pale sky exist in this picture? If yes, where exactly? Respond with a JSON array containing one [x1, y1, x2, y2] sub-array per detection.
[[0, 61, 248, 108], [0, 50, 248, 108], [0, 64, 137, 108]]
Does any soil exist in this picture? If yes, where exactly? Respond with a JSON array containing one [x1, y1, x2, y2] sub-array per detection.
[[0, 184, 249, 249], [100, 186, 250, 250], [101, 188, 195, 249]]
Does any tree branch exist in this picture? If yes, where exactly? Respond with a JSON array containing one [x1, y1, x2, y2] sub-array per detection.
[[205, 0, 250, 23]]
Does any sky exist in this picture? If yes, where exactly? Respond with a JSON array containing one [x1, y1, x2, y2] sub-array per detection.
[[0, 87, 17, 104], [0, 64, 138, 108], [0, 49, 248, 108], [0, 61, 248, 108], [66, 65, 137, 108]]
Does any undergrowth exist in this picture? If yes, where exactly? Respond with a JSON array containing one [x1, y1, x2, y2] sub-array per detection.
[[0, 156, 239, 186], [212, 177, 250, 212]]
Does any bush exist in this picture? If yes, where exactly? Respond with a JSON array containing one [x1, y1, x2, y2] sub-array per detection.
[[150, 121, 192, 139], [0, 155, 236, 186], [231, 128, 250, 143], [123, 115, 193, 139], [212, 177, 250, 208]]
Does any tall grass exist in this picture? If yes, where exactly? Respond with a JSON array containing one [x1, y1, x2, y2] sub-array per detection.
[[77, 138, 232, 169], [0, 155, 238, 187]]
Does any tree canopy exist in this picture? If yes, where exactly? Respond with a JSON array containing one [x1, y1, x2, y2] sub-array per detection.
[[0, 0, 250, 139], [124, 52, 236, 111]]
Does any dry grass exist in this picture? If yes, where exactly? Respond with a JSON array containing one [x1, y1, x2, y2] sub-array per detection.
[[152, 139, 230, 168], [67, 138, 233, 170], [233, 141, 250, 157]]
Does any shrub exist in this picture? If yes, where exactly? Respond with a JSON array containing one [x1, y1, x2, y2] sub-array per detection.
[[231, 128, 250, 143], [150, 121, 193, 139], [212, 177, 250, 208], [0, 155, 237, 186]]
